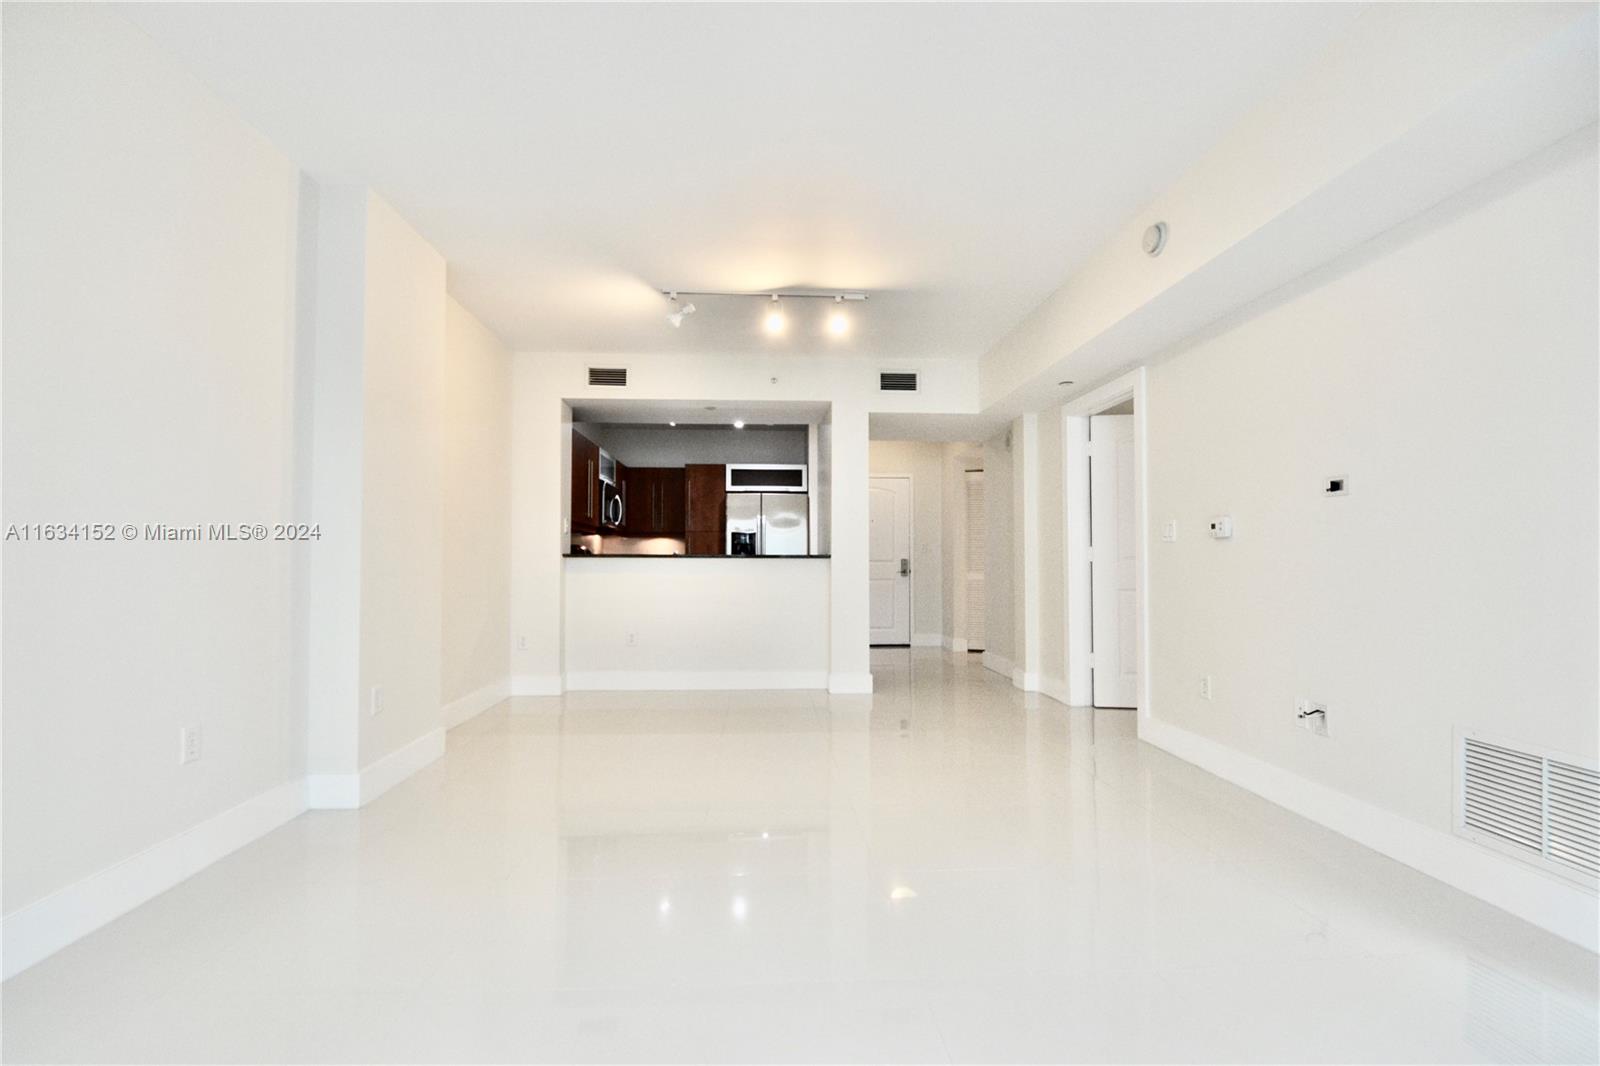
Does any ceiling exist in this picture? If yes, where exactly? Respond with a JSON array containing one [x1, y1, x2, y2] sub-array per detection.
[[122, 3, 1360, 360]]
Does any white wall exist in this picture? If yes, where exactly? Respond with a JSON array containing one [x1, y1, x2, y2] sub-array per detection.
[[940, 443, 983, 649], [981, 428, 1015, 675], [442, 297, 511, 709], [868, 440, 945, 644], [1034, 410, 1067, 699], [1145, 129, 1598, 942], [563, 558, 830, 688], [1, 3, 302, 912]]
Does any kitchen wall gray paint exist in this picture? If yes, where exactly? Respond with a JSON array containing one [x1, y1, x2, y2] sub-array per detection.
[[577, 424, 808, 468]]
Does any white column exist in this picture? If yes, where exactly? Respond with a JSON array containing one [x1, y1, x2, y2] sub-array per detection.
[[828, 401, 872, 693], [1014, 412, 1042, 691], [509, 365, 566, 694], [301, 185, 367, 800]]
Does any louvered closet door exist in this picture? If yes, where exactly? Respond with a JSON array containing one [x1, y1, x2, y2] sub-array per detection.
[[965, 470, 985, 652]]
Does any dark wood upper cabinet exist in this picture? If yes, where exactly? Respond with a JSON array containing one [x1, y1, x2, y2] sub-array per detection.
[[571, 431, 600, 533]]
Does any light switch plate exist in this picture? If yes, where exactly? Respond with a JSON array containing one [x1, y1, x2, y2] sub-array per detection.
[[1162, 519, 1178, 542]]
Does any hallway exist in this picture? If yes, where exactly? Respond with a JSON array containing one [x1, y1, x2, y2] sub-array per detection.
[[5, 650, 1595, 1063]]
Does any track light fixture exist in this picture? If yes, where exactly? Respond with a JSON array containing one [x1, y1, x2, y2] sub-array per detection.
[[658, 289, 868, 336], [664, 293, 697, 328]]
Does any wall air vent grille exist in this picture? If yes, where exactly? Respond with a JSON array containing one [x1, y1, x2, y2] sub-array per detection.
[[1458, 735, 1599, 886], [587, 367, 628, 387], [879, 371, 918, 392]]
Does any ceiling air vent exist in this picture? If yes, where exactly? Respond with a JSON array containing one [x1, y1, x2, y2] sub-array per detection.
[[587, 367, 628, 387], [1458, 734, 1599, 886], [879, 371, 918, 392]]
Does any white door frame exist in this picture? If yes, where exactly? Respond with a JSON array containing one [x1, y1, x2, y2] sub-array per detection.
[[1062, 367, 1151, 719], [868, 473, 914, 646]]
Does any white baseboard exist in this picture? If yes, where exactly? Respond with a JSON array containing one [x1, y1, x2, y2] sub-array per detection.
[[304, 772, 359, 809], [828, 671, 875, 694], [911, 633, 944, 648], [981, 652, 1012, 679], [359, 728, 445, 804], [441, 678, 510, 729], [306, 727, 446, 810], [1012, 669, 1041, 691], [565, 669, 828, 691], [1138, 716, 1599, 953], [1, 778, 305, 980], [945, 636, 969, 654], [511, 673, 563, 696], [1038, 674, 1070, 706]]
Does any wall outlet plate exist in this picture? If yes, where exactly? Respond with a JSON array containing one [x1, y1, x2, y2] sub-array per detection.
[[1199, 675, 1213, 701], [370, 685, 385, 717], [1311, 702, 1330, 736], [179, 725, 202, 765], [1162, 519, 1178, 542], [1208, 516, 1234, 539]]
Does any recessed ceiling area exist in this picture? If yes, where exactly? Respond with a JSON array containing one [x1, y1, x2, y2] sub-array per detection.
[[120, 3, 1361, 360], [570, 398, 829, 427]]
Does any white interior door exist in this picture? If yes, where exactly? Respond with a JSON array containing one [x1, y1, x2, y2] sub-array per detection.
[[868, 476, 912, 645], [965, 470, 986, 652], [1089, 415, 1137, 708]]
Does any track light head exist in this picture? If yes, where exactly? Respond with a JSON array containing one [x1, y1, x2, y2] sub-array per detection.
[[826, 294, 849, 337], [665, 299, 696, 328], [762, 295, 786, 336]]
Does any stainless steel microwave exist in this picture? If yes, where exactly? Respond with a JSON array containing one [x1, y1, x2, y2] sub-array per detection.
[[725, 464, 807, 493]]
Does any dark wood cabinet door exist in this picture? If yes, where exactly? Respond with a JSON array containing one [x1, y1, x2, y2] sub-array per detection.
[[658, 468, 686, 534], [684, 464, 725, 535], [624, 464, 649, 531], [685, 530, 722, 556], [571, 432, 600, 532]]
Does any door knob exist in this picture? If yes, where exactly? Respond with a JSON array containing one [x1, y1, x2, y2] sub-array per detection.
[[900, 558, 911, 576]]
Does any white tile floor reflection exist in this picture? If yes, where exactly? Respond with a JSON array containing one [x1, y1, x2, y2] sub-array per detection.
[[4, 649, 1596, 1063]]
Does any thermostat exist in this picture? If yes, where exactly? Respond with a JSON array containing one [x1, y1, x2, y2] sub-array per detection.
[[1208, 516, 1234, 539]]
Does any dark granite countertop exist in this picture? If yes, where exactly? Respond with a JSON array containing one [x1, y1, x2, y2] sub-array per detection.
[[563, 553, 830, 559]]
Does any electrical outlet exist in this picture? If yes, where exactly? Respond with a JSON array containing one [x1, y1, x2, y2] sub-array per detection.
[[626, 632, 638, 647], [1199, 675, 1213, 701], [179, 725, 202, 765], [1295, 696, 1310, 718], [370, 685, 385, 717], [1161, 519, 1178, 542], [517, 634, 529, 651]]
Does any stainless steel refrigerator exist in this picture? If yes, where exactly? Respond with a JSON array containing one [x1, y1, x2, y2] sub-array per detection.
[[725, 493, 809, 556]]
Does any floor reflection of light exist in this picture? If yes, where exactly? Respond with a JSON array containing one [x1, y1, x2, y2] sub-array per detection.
[[657, 896, 671, 917], [731, 895, 748, 923], [889, 884, 918, 902]]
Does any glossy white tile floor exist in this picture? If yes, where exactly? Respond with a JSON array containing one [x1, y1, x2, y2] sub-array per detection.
[[4, 650, 1597, 1064]]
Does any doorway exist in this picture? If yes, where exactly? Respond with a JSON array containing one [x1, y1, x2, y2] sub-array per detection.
[[1063, 368, 1149, 714], [1088, 410, 1136, 707], [868, 475, 912, 646]]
